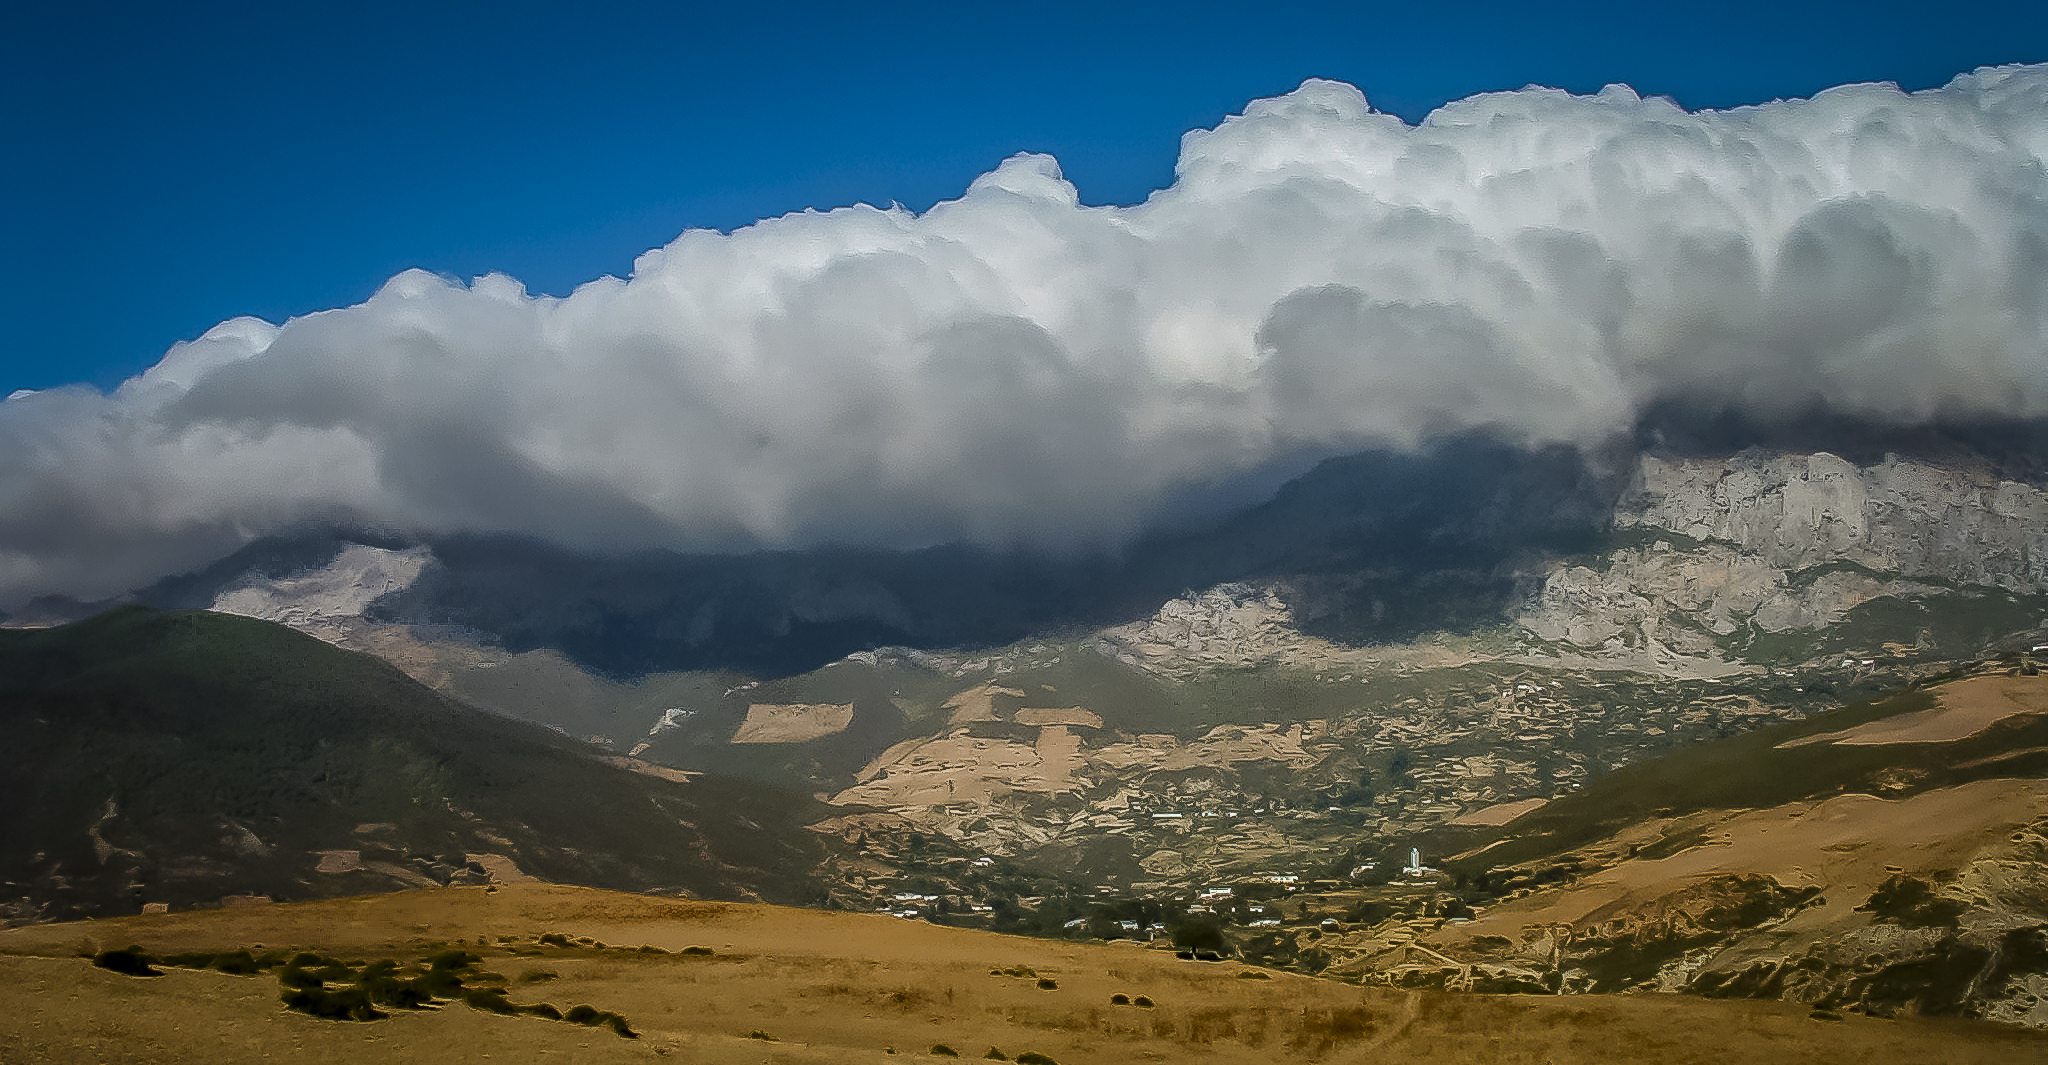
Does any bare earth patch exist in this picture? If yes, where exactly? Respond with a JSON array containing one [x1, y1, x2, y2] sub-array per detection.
[[731, 702, 856, 744], [944, 684, 1026, 726], [313, 850, 362, 874], [1014, 707, 1104, 729], [1448, 798, 1549, 827], [1781, 674, 2048, 748], [1440, 777, 2048, 945]]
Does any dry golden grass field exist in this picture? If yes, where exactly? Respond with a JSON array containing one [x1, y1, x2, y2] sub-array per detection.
[[3, 883, 2042, 1064]]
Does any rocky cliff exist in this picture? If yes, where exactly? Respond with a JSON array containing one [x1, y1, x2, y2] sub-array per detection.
[[1519, 452, 2048, 672]]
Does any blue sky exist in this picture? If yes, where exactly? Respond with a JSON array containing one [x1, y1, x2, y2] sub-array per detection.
[[4, 0, 2041, 394]]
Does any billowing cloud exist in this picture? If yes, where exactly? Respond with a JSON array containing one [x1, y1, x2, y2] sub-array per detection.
[[4, 65, 2045, 605]]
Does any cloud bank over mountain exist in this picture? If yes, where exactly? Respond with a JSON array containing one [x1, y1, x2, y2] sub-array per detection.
[[4, 65, 2045, 606]]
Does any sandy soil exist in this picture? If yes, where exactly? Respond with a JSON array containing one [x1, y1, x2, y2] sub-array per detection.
[[1781, 674, 2048, 748], [944, 684, 1025, 727], [1442, 777, 2048, 944], [4, 884, 2039, 1065], [1448, 798, 1550, 827], [600, 756, 699, 783], [731, 703, 856, 744], [1014, 708, 1103, 729]]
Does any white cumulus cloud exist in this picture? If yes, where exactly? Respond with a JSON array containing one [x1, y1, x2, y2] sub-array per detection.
[[4, 65, 2045, 605]]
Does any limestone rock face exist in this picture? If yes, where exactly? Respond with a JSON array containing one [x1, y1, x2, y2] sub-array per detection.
[[1520, 452, 2048, 661], [1620, 453, 2048, 590], [210, 544, 432, 639]]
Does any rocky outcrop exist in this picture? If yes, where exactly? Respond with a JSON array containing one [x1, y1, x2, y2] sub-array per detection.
[[1518, 452, 2048, 665], [1620, 452, 2048, 590], [209, 544, 431, 642]]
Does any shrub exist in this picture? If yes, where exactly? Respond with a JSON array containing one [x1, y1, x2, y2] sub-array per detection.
[[281, 984, 386, 1022], [426, 950, 482, 970], [984, 1048, 1008, 1060], [1035, 978, 1058, 990], [680, 946, 714, 956], [1109, 993, 1130, 1005], [352, 960, 434, 1010], [1015, 1054, 1059, 1065], [1236, 970, 1271, 980], [1133, 995, 1155, 1008], [210, 950, 262, 975], [92, 947, 162, 977], [1858, 875, 1966, 928], [463, 988, 519, 1015], [750, 1030, 777, 1041], [563, 1004, 637, 1038], [930, 1045, 960, 1057], [538, 933, 571, 947], [518, 969, 560, 983]]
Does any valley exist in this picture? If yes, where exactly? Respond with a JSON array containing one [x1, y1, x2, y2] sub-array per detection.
[[4, 444, 2046, 1049]]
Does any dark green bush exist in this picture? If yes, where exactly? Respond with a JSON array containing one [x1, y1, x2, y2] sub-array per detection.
[[985, 1048, 1008, 1060], [360, 970, 435, 1010], [1035, 978, 1057, 990], [1109, 993, 1130, 1005], [680, 946, 714, 956], [1133, 995, 1155, 1008], [209, 950, 262, 975], [463, 988, 519, 1015], [278, 966, 327, 990], [929, 1045, 960, 1057], [1015, 1054, 1059, 1065], [92, 947, 162, 977], [281, 984, 386, 1022], [563, 1004, 636, 1037]]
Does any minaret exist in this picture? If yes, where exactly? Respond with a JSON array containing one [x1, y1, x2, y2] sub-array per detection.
[[1409, 847, 1421, 873]]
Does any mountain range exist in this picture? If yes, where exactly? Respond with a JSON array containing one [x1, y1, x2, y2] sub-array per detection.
[[4, 428, 2047, 1036]]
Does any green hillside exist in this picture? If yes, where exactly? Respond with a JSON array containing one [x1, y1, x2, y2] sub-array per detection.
[[0, 607, 825, 925]]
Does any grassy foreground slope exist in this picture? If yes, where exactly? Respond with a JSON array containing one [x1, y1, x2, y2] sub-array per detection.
[[0, 607, 825, 924], [3, 883, 2040, 1065]]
